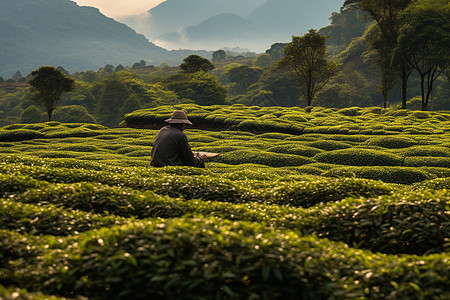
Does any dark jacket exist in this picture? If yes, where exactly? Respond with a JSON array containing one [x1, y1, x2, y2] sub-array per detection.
[[150, 125, 204, 168]]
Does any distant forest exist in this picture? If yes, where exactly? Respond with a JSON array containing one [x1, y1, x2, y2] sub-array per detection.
[[0, 3, 449, 128]]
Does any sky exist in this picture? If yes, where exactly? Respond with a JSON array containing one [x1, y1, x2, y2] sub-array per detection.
[[73, 0, 165, 18]]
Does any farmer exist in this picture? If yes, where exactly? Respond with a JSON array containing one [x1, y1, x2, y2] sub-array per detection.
[[150, 110, 207, 168]]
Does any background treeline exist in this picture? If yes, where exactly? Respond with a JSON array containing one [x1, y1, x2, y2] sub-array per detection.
[[0, 3, 448, 128]]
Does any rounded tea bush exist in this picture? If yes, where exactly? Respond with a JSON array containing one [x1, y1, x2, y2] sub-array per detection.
[[404, 156, 450, 168], [216, 150, 314, 167], [364, 136, 418, 149], [314, 148, 403, 166], [401, 145, 450, 157], [323, 166, 431, 184]]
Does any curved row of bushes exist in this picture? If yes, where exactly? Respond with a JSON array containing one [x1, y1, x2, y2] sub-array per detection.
[[3, 172, 448, 256], [3, 217, 448, 300]]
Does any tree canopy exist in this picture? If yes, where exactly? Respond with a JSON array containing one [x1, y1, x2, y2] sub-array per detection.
[[179, 55, 215, 73], [279, 29, 339, 106], [28, 66, 75, 121]]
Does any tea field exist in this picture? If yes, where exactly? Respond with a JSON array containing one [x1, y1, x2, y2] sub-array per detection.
[[0, 104, 449, 299]]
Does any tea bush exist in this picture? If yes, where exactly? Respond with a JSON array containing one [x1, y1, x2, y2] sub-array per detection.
[[364, 136, 419, 148], [11, 218, 450, 300], [298, 190, 450, 255], [216, 150, 314, 167], [1, 106, 450, 299], [0, 199, 126, 236], [259, 177, 395, 208], [404, 156, 450, 168], [314, 149, 403, 166], [323, 166, 432, 184]]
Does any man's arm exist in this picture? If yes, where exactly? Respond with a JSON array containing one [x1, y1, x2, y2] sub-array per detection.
[[178, 134, 205, 168]]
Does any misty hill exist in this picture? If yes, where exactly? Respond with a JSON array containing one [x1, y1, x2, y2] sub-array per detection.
[[121, 0, 343, 51], [120, 0, 266, 41], [0, 0, 173, 77], [157, 13, 267, 50]]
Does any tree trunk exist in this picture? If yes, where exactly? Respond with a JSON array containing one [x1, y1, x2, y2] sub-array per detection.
[[401, 65, 408, 109]]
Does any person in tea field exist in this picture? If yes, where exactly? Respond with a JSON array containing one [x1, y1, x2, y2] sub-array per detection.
[[150, 110, 207, 168]]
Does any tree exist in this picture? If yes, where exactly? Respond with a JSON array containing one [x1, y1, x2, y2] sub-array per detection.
[[394, 0, 450, 110], [180, 55, 215, 73], [343, 0, 413, 109], [94, 75, 134, 127], [365, 25, 399, 108], [20, 105, 43, 123], [53, 105, 96, 123], [163, 72, 227, 105], [212, 50, 226, 62], [278, 29, 339, 106], [28, 66, 75, 121], [225, 65, 263, 94], [265, 43, 287, 61]]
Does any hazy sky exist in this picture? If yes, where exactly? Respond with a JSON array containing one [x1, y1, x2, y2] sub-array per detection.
[[73, 0, 165, 17]]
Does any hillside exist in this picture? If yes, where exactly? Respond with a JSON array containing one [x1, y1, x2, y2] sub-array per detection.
[[0, 105, 449, 298], [0, 0, 182, 78]]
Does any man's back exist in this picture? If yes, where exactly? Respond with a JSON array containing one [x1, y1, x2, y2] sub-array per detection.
[[150, 125, 204, 168]]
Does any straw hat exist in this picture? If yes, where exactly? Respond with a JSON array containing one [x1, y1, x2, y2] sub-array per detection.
[[164, 110, 193, 125]]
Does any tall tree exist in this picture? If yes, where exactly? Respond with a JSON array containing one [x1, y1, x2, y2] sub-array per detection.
[[179, 55, 215, 73], [28, 66, 75, 121], [278, 29, 338, 106], [343, 0, 413, 109], [394, 0, 450, 111]]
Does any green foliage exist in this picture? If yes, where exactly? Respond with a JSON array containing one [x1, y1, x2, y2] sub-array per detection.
[[364, 136, 419, 148], [315, 148, 403, 166], [28, 66, 75, 121], [162, 72, 227, 106], [180, 55, 215, 73], [324, 166, 431, 184], [20, 105, 44, 123], [53, 105, 96, 123], [0, 105, 449, 299], [216, 149, 313, 167]]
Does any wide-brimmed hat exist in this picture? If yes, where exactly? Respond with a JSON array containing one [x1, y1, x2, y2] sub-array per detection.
[[165, 110, 193, 125]]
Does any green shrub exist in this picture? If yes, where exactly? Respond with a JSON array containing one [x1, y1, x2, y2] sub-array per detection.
[[14, 183, 172, 219], [299, 190, 450, 255], [323, 166, 431, 184], [337, 107, 361, 116], [0, 129, 46, 142], [304, 140, 352, 151], [0, 285, 71, 300], [364, 136, 419, 148], [0, 199, 125, 236], [216, 150, 314, 167], [400, 145, 450, 157], [314, 148, 403, 166], [412, 177, 450, 190], [261, 177, 394, 208], [13, 218, 450, 300], [0, 174, 48, 197], [404, 157, 450, 168], [266, 144, 323, 157]]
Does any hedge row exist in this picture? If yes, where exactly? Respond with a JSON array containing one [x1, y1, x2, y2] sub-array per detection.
[[0, 199, 126, 236], [6, 218, 449, 300], [7, 175, 448, 255]]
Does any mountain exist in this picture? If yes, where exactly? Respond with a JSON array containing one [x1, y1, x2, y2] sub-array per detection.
[[120, 0, 344, 51], [157, 13, 267, 50], [120, 0, 266, 40], [0, 0, 172, 77], [247, 0, 343, 40]]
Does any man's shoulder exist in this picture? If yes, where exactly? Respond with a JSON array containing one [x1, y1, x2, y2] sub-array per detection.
[[160, 126, 186, 137]]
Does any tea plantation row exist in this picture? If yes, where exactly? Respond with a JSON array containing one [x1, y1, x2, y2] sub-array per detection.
[[0, 106, 449, 299]]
